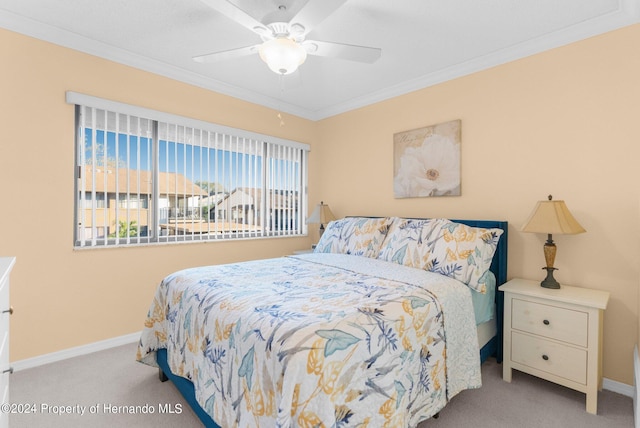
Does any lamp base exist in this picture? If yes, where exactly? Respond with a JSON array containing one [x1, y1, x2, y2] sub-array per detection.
[[541, 267, 560, 289]]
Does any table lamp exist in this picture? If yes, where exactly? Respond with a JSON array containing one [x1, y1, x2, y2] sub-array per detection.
[[521, 195, 586, 289], [306, 201, 336, 238]]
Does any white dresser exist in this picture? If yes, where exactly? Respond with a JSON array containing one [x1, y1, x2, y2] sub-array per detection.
[[500, 278, 609, 414], [0, 257, 15, 428]]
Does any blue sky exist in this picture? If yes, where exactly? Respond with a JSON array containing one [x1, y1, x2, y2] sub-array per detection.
[[84, 129, 300, 192]]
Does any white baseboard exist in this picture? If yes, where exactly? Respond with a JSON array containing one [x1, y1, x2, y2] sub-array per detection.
[[604, 377, 635, 398], [11, 331, 141, 372]]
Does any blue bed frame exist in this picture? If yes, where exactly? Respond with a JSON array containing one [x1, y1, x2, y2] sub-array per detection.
[[156, 219, 508, 427]]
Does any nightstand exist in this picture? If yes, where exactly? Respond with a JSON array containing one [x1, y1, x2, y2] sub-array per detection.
[[500, 278, 609, 414]]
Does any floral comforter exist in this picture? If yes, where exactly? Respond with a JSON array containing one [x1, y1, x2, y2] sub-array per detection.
[[137, 253, 481, 427]]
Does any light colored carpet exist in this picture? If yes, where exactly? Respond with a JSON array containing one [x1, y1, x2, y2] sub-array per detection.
[[10, 342, 634, 427], [426, 358, 634, 428]]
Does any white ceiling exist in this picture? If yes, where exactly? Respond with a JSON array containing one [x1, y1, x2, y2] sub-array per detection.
[[1, 0, 638, 120]]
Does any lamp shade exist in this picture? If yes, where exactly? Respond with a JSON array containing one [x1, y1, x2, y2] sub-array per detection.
[[521, 196, 586, 235], [258, 37, 307, 75], [306, 201, 336, 225]]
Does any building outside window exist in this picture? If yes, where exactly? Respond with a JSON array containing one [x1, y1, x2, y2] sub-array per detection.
[[70, 92, 309, 248]]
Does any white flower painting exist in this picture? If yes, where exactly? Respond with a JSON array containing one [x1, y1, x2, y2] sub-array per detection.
[[393, 120, 461, 198]]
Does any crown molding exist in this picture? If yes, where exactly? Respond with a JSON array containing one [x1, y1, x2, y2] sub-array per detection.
[[1, 0, 639, 122], [313, 0, 640, 120], [0, 8, 314, 120]]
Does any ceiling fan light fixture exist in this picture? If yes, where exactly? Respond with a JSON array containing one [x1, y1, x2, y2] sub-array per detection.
[[258, 37, 307, 75]]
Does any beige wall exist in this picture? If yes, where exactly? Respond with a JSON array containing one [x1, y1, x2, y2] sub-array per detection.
[[0, 28, 317, 362], [316, 24, 640, 385], [1, 22, 639, 386]]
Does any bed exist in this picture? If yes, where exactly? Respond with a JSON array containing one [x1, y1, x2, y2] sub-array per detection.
[[137, 216, 507, 427]]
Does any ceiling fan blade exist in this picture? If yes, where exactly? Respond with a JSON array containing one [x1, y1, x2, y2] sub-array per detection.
[[193, 44, 260, 63], [303, 40, 381, 64], [199, 0, 269, 36], [290, 0, 347, 36]]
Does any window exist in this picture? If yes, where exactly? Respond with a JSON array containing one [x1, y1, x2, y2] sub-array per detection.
[[69, 92, 309, 248]]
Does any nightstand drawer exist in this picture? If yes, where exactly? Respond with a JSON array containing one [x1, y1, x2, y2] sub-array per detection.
[[511, 331, 587, 384], [512, 298, 588, 347]]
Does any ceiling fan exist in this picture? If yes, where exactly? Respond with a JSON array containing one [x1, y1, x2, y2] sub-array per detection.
[[193, 0, 382, 75]]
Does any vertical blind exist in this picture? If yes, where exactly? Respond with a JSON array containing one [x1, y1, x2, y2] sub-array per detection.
[[71, 92, 309, 248]]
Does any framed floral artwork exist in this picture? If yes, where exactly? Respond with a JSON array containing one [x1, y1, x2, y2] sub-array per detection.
[[393, 119, 461, 198]]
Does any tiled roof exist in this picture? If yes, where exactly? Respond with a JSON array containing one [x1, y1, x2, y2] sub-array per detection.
[[80, 166, 208, 197]]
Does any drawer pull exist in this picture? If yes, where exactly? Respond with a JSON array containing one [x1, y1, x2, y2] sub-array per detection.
[[543, 319, 550, 325], [2, 306, 13, 315], [2, 367, 13, 375], [542, 354, 549, 361]]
